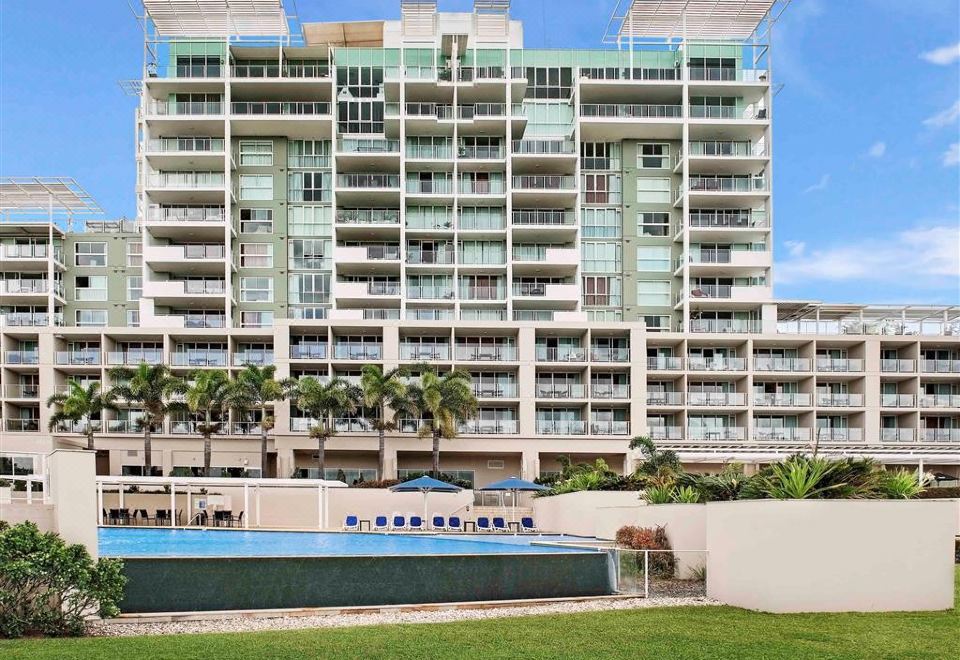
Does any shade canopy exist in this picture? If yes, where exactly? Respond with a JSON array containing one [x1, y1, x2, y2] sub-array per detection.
[[389, 475, 462, 493], [479, 476, 548, 492]]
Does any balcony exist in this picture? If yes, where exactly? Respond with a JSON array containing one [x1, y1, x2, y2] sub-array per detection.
[[536, 346, 587, 362], [753, 357, 811, 372], [457, 103, 506, 120], [458, 179, 506, 196], [511, 209, 576, 229], [646, 391, 684, 405], [687, 392, 746, 406], [148, 100, 223, 116], [231, 101, 331, 116], [581, 103, 681, 119], [753, 428, 811, 442], [512, 246, 579, 274], [688, 356, 746, 371], [753, 393, 812, 407], [579, 66, 679, 82], [536, 420, 586, 435], [407, 248, 455, 265], [816, 393, 864, 407], [54, 351, 101, 366], [455, 66, 507, 82], [686, 249, 769, 268], [333, 245, 401, 272], [921, 359, 960, 373], [400, 344, 451, 361], [687, 210, 768, 230], [404, 103, 454, 120], [333, 418, 373, 433], [815, 428, 864, 442], [3, 351, 40, 365], [230, 102, 332, 138], [472, 383, 519, 398], [511, 175, 576, 191], [878, 394, 914, 408], [920, 429, 960, 443], [590, 421, 630, 436], [881, 359, 916, 373], [338, 138, 400, 155], [171, 351, 228, 368], [536, 384, 587, 399], [145, 137, 225, 169], [816, 359, 865, 373], [146, 206, 225, 225], [689, 319, 762, 334], [6, 419, 41, 432], [591, 384, 630, 399], [105, 420, 149, 434], [405, 179, 454, 195], [0, 280, 63, 299], [648, 426, 684, 440], [686, 175, 768, 196], [880, 428, 916, 443], [407, 285, 455, 301], [145, 279, 226, 303], [230, 62, 330, 78], [590, 347, 630, 363], [687, 284, 771, 302], [687, 67, 768, 83], [459, 420, 519, 435], [107, 351, 163, 366], [454, 345, 517, 361], [919, 394, 960, 408], [512, 140, 576, 157], [4, 384, 39, 398], [336, 209, 400, 225], [233, 351, 274, 366], [687, 427, 745, 441], [332, 344, 383, 361], [459, 285, 506, 301], [289, 344, 328, 360], [647, 357, 684, 370], [337, 173, 401, 190]]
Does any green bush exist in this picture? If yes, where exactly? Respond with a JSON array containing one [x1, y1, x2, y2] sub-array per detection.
[[0, 522, 126, 638]]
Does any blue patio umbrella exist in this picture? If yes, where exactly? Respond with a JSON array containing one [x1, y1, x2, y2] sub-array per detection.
[[389, 476, 462, 521], [479, 476, 548, 523]]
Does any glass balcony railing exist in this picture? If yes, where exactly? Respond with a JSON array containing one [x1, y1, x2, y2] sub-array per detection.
[[405, 103, 454, 119], [880, 359, 916, 373], [919, 394, 960, 408], [511, 209, 575, 226], [400, 344, 451, 360], [648, 426, 684, 440], [535, 346, 587, 362], [459, 285, 506, 301], [816, 393, 864, 407], [4, 384, 40, 398], [687, 67, 768, 82], [407, 285, 455, 300], [107, 351, 163, 366], [512, 139, 576, 155], [536, 420, 586, 435], [147, 172, 225, 189], [454, 345, 517, 361], [337, 174, 400, 189], [921, 359, 960, 373], [472, 383, 518, 398], [690, 319, 762, 333], [407, 249, 455, 265], [536, 383, 586, 399], [511, 175, 576, 190], [592, 384, 630, 399], [405, 179, 453, 194], [687, 392, 746, 406], [686, 140, 765, 158], [880, 394, 915, 407], [579, 66, 679, 81], [590, 347, 630, 362], [4, 351, 40, 364], [920, 429, 960, 443], [289, 344, 328, 359], [231, 101, 330, 115], [171, 352, 228, 367], [338, 138, 400, 154], [149, 101, 223, 116], [590, 420, 630, 436], [687, 426, 745, 441], [459, 419, 519, 435], [457, 103, 506, 119], [54, 351, 101, 366], [687, 356, 746, 371], [363, 308, 401, 320], [580, 104, 682, 118], [753, 428, 811, 442], [688, 211, 767, 229], [406, 144, 453, 160], [458, 179, 506, 195], [336, 209, 400, 225], [753, 357, 811, 372], [646, 391, 684, 405], [815, 358, 864, 372], [334, 418, 373, 433], [6, 419, 41, 432], [753, 393, 812, 407], [230, 62, 330, 78], [233, 351, 274, 366], [406, 309, 454, 321], [688, 176, 768, 193], [147, 206, 225, 223], [332, 344, 383, 360], [647, 357, 684, 370]]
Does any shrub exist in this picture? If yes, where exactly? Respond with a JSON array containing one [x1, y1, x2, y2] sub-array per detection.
[[352, 479, 401, 489], [615, 525, 675, 578], [671, 485, 701, 504], [0, 522, 126, 638], [642, 484, 674, 504], [917, 486, 960, 499], [879, 469, 926, 499]]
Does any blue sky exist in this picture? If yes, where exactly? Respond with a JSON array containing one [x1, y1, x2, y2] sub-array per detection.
[[1, 0, 957, 304]]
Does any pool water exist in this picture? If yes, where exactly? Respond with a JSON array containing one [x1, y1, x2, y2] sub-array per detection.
[[99, 528, 595, 558]]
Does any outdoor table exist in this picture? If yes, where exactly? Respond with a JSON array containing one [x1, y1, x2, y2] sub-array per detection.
[[359, 519, 371, 531], [463, 521, 477, 532], [507, 521, 521, 532]]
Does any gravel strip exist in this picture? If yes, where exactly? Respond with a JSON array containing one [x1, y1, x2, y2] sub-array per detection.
[[90, 597, 720, 637]]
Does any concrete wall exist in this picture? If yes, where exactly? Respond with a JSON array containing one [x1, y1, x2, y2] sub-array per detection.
[[706, 500, 956, 613], [0, 502, 55, 531], [532, 491, 643, 536]]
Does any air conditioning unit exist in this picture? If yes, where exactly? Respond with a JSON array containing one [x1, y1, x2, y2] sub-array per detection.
[[487, 460, 504, 470]]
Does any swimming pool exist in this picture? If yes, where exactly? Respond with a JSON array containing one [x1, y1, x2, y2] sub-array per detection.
[[99, 528, 589, 558], [105, 528, 614, 613]]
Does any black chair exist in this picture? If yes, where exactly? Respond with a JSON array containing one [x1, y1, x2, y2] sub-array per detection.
[[228, 511, 244, 528], [118, 508, 132, 525], [137, 509, 152, 525], [154, 509, 169, 526]]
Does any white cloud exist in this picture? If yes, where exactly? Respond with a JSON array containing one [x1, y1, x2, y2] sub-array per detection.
[[866, 141, 886, 158], [776, 224, 960, 289], [803, 174, 830, 193], [920, 42, 960, 65], [944, 143, 960, 167], [923, 100, 960, 128], [783, 240, 806, 257]]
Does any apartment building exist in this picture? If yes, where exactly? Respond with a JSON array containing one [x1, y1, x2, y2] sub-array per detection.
[[1, 0, 958, 486]]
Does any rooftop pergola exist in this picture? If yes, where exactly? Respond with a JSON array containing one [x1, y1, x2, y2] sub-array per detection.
[[0, 177, 104, 230], [605, 0, 789, 43], [776, 302, 960, 337], [141, 0, 290, 37]]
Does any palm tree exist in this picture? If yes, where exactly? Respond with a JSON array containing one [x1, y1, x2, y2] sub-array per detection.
[[288, 376, 360, 478], [108, 364, 187, 475], [184, 369, 232, 477], [407, 367, 478, 478], [47, 380, 118, 451], [359, 364, 410, 480], [230, 364, 288, 478]]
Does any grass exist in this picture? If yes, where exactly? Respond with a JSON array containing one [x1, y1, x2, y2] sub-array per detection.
[[2, 568, 957, 660]]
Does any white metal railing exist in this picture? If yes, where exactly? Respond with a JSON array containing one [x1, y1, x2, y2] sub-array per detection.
[[147, 172, 225, 189], [149, 101, 223, 116], [512, 139, 576, 155], [147, 137, 224, 153], [147, 206, 225, 223], [231, 101, 330, 115], [580, 104, 682, 118]]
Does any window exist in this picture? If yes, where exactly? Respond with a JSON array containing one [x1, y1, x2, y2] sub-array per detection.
[[239, 174, 273, 201], [127, 276, 142, 301], [637, 280, 671, 307], [638, 212, 670, 236], [239, 208, 273, 234], [288, 171, 331, 202], [126, 309, 140, 327], [127, 241, 142, 267], [240, 277, 273, 302], [581, 208, 621, 238], [583, 275, 622, 306], [288, 206, 332, 236], [643, 315, 671, 331], [523, 67, 573, 99], [75, 309, 108, 327], [637, 143, 670, 169], [289, 273, 331, 304], [289, 239, 329, 270], [239, 140, 273, 166], [289, 140, 331, 168], [637, 246, 672, 272], [241, 311, 274, 328], [581, 241, 622, 272], [239, 243, 273, 268], [582, 174, 621, 204], [636, 177, 671, 203], [74, 275, 108, 301], [74, 242, 106, 266], [581, 142, 620, 170]]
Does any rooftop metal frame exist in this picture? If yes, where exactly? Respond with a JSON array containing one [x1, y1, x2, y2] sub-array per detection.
[[0, 177, 104, 217], [604, 0, 790, 43], [139, 0, 292, 37]]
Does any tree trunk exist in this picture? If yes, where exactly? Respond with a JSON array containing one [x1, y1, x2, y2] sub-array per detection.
[[143, 427, 153, 476], [432, 430, 440, 478], [317, 435, 326, 477], [204, 435, 212, 477], [260, 405, 269, 478], [86, 417, 95, 451], [378, 428, 386, 481]]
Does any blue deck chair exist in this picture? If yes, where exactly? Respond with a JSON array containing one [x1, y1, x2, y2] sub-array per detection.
[[477, 516, 492, 532], [391, 514, 408, 531], [492, 517, 508, 532], [373, 515, 388, 531], [343, 515, 359, 531], [409, 516, 424, 531], [431, 515, 446, 531], [447, 516, 462, 531], [521, 517, 539, 533]]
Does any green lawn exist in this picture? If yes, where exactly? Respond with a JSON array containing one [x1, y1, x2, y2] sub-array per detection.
[[2, 568, 958, 660]]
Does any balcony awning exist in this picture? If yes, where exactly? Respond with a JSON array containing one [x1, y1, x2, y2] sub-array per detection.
[[142, 0, 290, 37], [605, 0, 782, 41], [0, 177, 103, 215]]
